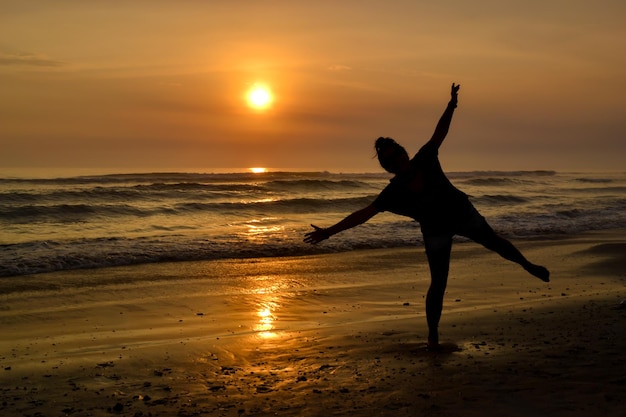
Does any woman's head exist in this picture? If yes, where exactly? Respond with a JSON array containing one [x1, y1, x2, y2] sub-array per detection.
[[375, 137, 409, 174]]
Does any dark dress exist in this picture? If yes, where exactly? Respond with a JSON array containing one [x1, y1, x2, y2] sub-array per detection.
[[372, 141, 473, 237]]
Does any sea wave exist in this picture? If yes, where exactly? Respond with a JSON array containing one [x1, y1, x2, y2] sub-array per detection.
[[0, 203, 161, 223], [0, 195, 378, 223], [0, 171, 387, 185], [2, 206, 625, 278], [2, 170, 625, 278], [174, 196, 376, 214], [473, 194, 529, 205], [1, 180, 376, 201], [264, 179, 374, 191], [451, 170, 557, 178], [0, 227, 419, 278], [574, 177, 614, 184]]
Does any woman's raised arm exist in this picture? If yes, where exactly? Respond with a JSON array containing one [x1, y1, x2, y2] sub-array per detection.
[[426, 83, 460, 149]]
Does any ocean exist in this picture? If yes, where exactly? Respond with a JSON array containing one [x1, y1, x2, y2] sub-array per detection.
[[1, 170, 625, 278]]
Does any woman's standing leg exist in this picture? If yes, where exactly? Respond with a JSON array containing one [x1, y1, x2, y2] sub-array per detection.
[[423, 235, 453, 350]]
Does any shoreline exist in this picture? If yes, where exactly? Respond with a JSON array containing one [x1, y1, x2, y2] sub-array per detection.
[[1, 229, 625, 416], [0, 225, 620, 283]]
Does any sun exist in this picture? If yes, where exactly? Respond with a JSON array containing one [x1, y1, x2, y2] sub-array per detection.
[[246, 84, 273, 110]]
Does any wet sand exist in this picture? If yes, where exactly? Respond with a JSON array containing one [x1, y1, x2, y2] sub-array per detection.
[[1, 229, 625, 416]]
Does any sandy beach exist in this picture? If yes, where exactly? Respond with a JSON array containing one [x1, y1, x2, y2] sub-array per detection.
[[1, 229, 624, 417]]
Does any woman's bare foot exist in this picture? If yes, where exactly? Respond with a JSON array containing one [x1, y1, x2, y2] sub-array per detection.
[[524, 263, 550, 282], [427, 337, 440, 352], [427, 340, 460, 353]]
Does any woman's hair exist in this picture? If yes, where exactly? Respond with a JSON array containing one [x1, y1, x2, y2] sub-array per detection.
[[374, 137, 398, 154], [375, 137, 407, 172]]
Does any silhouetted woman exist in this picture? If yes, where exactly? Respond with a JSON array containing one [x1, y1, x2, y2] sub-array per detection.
[[304, 83, 550, 351]]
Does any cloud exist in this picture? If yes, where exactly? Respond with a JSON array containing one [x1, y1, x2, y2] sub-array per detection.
[[327, 64, 352, 71], [0, 52, 64, 67]]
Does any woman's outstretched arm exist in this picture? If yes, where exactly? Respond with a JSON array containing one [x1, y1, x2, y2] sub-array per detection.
[[426, 83, 460, 149], [304, 204, 380, 244]]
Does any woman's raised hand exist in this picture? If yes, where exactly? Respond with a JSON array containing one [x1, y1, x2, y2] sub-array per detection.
[[450, 83, 460, 104]]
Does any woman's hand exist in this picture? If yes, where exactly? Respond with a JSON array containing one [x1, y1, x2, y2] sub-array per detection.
[[450, 83, 460, 104], [304, 224, 330, 244]]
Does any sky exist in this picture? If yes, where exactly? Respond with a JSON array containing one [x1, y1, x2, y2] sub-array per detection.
[[1, 0, 625, 175]]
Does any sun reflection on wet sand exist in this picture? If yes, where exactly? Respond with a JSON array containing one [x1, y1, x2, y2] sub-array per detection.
[[250, 278, 283, 340], [233, 271, 305, 342], [255, 302, 278, 339]]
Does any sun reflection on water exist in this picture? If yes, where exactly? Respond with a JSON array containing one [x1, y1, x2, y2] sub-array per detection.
[[240, 218, 284, 244], [246, 223, 282, 236]]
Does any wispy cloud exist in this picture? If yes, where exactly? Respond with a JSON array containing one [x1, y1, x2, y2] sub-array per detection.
[[327, 64, 352, 71], [0, 52, 64, 67]]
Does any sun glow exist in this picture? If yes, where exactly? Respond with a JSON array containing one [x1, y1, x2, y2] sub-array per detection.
[[246, 84, 273, 110], [249, 167, 267, 173]]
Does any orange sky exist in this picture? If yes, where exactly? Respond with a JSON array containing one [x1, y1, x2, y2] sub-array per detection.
[[1, 1, 625, 175]]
